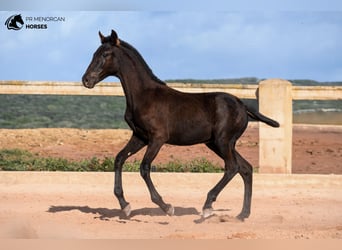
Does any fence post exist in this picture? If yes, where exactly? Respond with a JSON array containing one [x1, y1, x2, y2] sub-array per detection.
[[258, 79, 292, 173]]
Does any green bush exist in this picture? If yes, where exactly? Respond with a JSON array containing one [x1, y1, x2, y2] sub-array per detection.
[[0, 149, 223, 173]]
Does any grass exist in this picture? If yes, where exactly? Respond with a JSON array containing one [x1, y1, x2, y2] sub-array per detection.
[[0, 149, 223, 173], [0, 95, 128, 129]]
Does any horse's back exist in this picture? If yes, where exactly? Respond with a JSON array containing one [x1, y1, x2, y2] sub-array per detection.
[[160, 88, 248, 145]]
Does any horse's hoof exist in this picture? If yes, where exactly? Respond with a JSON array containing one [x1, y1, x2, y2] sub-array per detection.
[[236, 214, 245, 221], [202, 208, 213, 218], [236, 212, 249, 221], [166, 204, 174, 216], [123, 204, 131, 217]]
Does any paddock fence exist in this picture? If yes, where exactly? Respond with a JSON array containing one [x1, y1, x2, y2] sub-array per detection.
[[1, 79, 341, 173]]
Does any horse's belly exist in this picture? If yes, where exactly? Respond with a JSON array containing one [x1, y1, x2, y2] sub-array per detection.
[[167, 124, 212, 146]]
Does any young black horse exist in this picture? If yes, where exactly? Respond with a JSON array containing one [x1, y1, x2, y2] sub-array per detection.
[[82, 30, 279, 220]]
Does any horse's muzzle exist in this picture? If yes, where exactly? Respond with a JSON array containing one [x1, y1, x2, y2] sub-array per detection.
[[82, 75, 95, 89]]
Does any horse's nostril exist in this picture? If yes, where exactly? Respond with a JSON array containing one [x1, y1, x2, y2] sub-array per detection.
[[82, 76, 89, 85], [82, 76, 94, 89]]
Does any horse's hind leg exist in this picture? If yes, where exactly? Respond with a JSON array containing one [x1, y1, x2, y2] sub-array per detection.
[[236, 151, 253, 221], [202, 168, 238, 218], [203, 142, 239, 218], [114, 134, 146, 216]]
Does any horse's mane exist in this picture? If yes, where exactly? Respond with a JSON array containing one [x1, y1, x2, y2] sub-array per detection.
[[119, 40, 166, 86]]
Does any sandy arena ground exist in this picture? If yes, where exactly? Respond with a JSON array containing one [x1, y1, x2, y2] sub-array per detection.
[[0, 172, 341, 239], [0, 125, 341, 239]]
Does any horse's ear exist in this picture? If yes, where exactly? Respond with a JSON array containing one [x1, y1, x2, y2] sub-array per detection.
[[99, 31, 105, 44], [110, 29, 120, 46]]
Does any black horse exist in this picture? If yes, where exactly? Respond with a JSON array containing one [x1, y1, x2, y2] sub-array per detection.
[[82, 30, 279, 220], [5, 14, 24, 30]]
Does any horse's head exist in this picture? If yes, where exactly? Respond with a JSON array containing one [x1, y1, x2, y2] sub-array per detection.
[[15, 15, 24, 25], [82, 30, 121, 89]]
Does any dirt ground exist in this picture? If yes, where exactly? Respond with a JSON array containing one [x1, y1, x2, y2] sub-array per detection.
[[0, 126, 342, 239], [0, 124, 341, 174], [0, 172, 341, 239], [0, 125, 341, 239]]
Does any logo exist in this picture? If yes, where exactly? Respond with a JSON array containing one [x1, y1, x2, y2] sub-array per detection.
[[5, 14, 24, 30], [5, 14, 66, 31]]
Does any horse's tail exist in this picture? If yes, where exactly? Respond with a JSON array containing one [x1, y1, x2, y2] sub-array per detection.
[[246, 105, 280, 128]]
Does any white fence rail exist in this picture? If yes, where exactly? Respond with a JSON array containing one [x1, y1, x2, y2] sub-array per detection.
[[1, 79, 341, 173], [0, 80, 341, 100]]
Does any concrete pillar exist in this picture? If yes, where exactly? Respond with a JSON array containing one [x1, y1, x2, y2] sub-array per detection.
[[258, 79, 292, 173]]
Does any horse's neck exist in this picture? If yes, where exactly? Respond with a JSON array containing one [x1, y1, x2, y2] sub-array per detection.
[[117, 55, 161, 110]]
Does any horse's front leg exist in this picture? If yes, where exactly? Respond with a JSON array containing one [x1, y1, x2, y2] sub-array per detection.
[[140, 140, 174, 216], [114, 134, 146, 217]]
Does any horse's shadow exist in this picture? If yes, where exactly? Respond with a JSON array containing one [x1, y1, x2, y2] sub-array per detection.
[[47, 205, 199, 221]]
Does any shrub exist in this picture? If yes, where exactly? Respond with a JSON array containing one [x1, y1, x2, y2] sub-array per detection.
[[0, 149, 223, 173]]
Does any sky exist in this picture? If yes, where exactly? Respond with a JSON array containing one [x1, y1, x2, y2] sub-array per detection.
[[1, 1, 342, 82]]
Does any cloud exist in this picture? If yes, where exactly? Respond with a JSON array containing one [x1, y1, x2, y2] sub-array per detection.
[[1, 11, 341, 82]]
